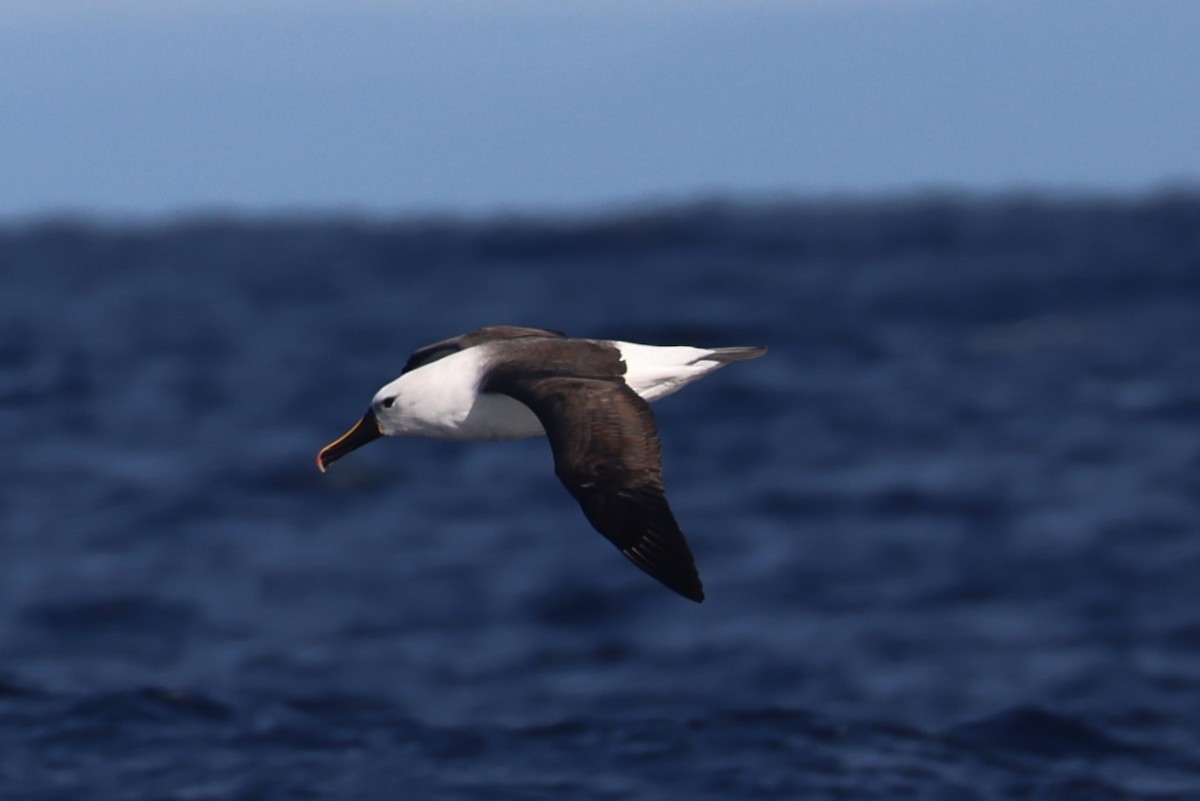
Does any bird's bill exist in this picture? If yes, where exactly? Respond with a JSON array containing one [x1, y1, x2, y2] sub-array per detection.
[[316, 409, 382, 472]]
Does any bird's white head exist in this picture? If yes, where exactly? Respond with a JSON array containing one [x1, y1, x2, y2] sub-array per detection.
[[316, 351, 487, 470]]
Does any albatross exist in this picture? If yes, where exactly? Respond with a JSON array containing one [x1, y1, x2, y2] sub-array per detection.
[[316, 326, 766, 602]]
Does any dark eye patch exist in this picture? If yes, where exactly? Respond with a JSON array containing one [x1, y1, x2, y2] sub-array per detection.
[[382, 397, 396, 408]]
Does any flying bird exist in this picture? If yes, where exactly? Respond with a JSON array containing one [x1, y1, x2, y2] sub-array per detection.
[[317, 326, 765, 602]]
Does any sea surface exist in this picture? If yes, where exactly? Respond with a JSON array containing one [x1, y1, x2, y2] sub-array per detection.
[[3, 195, 1200, 800]]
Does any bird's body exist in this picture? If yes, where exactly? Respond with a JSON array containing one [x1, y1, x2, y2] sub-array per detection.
[[317, 326, 765, 602], [372, 338, 749, 441]]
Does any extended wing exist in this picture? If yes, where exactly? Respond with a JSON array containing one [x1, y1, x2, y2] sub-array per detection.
[[484, 356, 704, 602]]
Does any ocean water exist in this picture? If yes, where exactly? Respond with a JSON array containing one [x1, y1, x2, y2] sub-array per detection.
[[3, 195, 1200, 799]]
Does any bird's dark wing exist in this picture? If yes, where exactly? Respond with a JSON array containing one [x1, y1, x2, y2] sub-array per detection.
[[400, 326, 566, 375], [484, 365, 704, 602]]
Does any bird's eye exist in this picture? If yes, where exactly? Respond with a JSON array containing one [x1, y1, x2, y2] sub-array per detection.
[[381, 397, 396, 408]]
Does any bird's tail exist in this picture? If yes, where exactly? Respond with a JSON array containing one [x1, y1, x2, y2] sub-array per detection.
[[699, 345, 767, 364]]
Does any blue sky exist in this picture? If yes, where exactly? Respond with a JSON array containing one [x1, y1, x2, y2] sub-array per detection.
[[3, 0, 1199, 218]]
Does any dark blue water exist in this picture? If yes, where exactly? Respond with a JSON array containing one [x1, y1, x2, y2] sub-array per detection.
[[4, 195, 1200, 799]]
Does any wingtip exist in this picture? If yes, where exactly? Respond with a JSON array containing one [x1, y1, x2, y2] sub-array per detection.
[[619, 541, 700, 604], [646, 571, 705, 603], [673, 574, 705, 603]]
